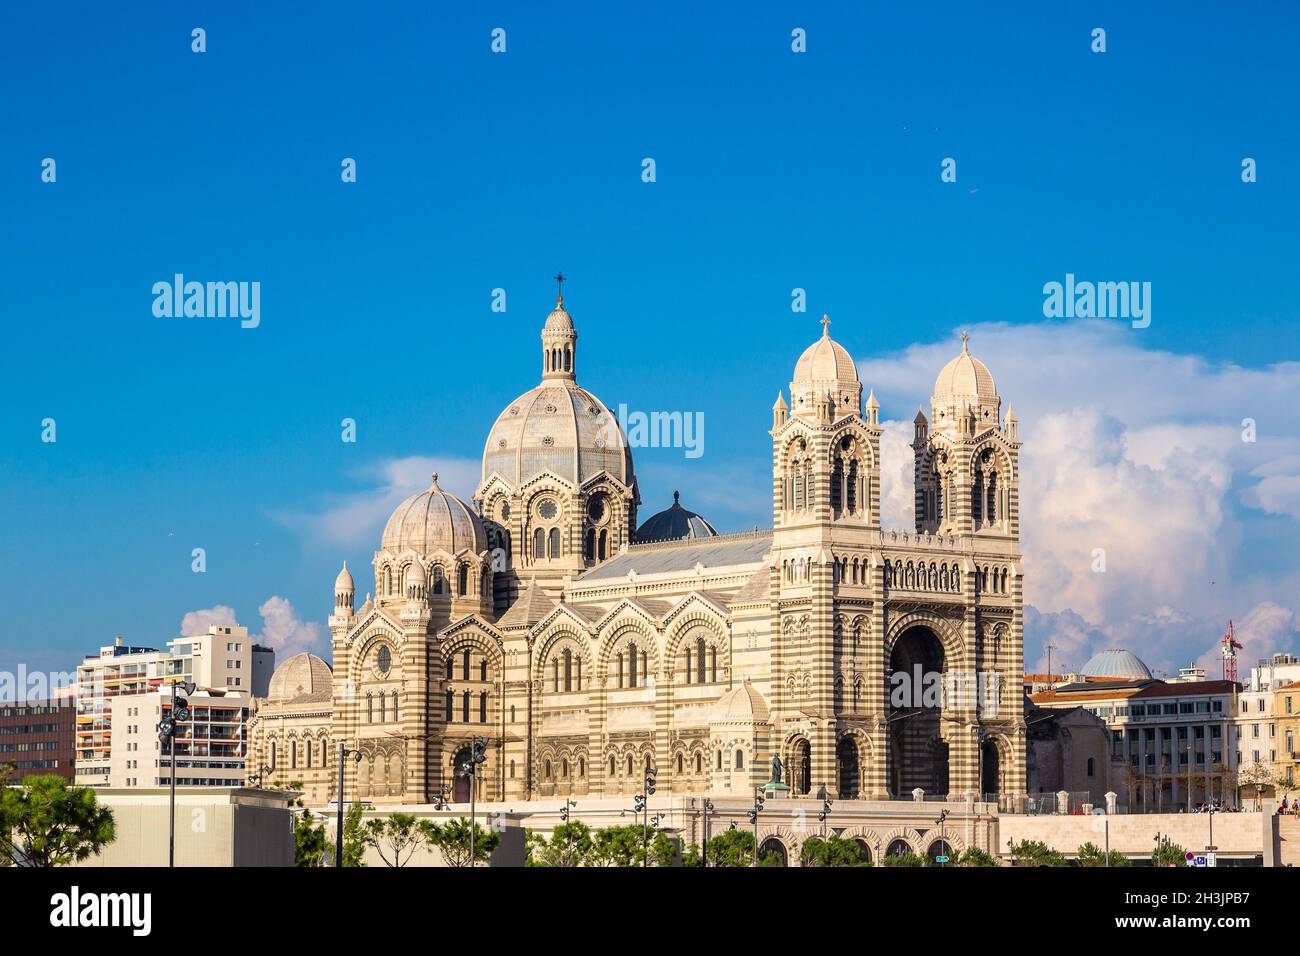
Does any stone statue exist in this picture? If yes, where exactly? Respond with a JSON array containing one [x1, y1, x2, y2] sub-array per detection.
[[771, 755, 783, 783]]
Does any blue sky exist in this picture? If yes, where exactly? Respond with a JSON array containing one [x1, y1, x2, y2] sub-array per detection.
[[2, 1, 1298, 679]]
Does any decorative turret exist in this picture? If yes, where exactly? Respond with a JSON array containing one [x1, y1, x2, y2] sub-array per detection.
[[405, 559, 428, 605], [772, 391, 788, 430], [334, 561, 355, 615], [541, 271, 577, 382], [913, 407, 928, 443], [864, 388, 880, 426]]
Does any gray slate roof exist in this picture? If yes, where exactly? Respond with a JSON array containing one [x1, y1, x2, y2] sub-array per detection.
[[581, 533, 773, 582]]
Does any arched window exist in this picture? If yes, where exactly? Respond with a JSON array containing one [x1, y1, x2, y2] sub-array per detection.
[[479, 659, 488, 681], [1087, 757, 1095, 778], [684, 645, 692, 684], [479, 692, 488, 723], [306, 740, 313, 768], [716, 750, 722, 770], [563, 649, 573, 692], [391, 691, 399, 721], [366, 694, 373, 723], [562, 759, 569, 778], [694, 752, 702, 774], [548, 527, 561, 558], [432, 565, 445, 594], [609, 755, 616, 775], [533, 528, 545, 560], [735, 749, 744, 770], [551, 658, 559, 693], [696, 637, 706, 684], [270, 740, 277, 769], [290, 740, 297, 769], [585, 528, 595, 561], [676, 753, 684, 773], [461, 691, 470, 723], [378, 694, 386, 723], [579, 757, 585, 777], [445, 690, 454, 721], [462, 650, 471, 680], [458, 564, 469, 596], [626, 754, 634, 774], [628, 642, 638, 688], [544, 759, 553, 780]]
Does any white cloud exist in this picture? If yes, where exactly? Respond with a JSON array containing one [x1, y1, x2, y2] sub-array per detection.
[[180, 596, 328, 661], [271, 455, 481, 549], [862, 320, 1300, 672]]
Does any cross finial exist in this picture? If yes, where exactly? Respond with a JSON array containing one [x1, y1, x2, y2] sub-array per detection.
[[554, 271, 567, 305], [961, 330, 969, 351], [430, 472, 440, 489], [820, 314, 831, 337]]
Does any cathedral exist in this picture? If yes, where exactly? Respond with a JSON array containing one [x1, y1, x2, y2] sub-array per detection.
[[249, 286, 1026, 810]]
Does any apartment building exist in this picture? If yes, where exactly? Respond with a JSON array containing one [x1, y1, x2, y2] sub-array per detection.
[[0, 698, 76, 781], [75, 627, 273, 788], [1235, 653, 1300, 804]]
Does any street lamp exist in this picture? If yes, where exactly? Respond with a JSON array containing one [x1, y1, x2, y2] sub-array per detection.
[[247, 765, 272, 788], [559, 799, 577, 823], [335, 742, 363, 867], [935, 809, 950, 867], [461, 736, 488, 866], [701, 798, 715, 867], [156, 679, 196, 868], [640, 766, 657, 868], [818, 798, 834, 837], [747, 789, 765, 867]]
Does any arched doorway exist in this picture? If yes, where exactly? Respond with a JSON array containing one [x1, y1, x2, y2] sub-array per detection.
[[886, 839, 913, 859], [837, 736, 861, 798], [759, 838, 788, 867], [888, 625, 949, 797], [451, 746, 472, 803], [981, 737, 1001, 800], [792, 739, 812, 796], [854, 838, 873, 865], [927, 839, 953, 864]]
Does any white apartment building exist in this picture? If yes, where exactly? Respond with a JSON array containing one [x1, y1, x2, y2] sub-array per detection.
[[110, 690, 251, 787], [75, 627, 273, 788], [1235, 652, 1300, 803]]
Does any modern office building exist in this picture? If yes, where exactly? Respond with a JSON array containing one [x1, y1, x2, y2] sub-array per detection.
[[0, 697, 76, 781]]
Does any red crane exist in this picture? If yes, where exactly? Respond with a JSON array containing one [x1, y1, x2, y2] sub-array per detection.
[[1221, 621, 1243, 682]]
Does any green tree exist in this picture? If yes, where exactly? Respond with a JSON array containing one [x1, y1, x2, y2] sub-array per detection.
[[881, 851, 930, 867], [1010, 840, 1068, 867], [364, 813, 436, 868], [1151, 840, 1188, 867], [293, 810, 330, 867], [431, 817, 500, 867], [954, 847, 1000, 867], [0, 775, 116, 867], [699, 828, 782, 867], [340, 803, 369, 867], [527, 820, 593, 867], [801, 835, 868, 867], [589, 824, 648, 867], [1076, 841, 1130, 868]]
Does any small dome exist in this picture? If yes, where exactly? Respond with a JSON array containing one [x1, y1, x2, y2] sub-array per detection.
[[334, 561, 355, 592], [636, 491, 718, 543], [381, 473, 487, 556], [1079, 648, 1152, 680], [406, 559, 427, 587], [933, 333, 997, 402], [793, 316, 859, 385], [711, 681, 770, 722], [267, 652, 332, 702], [543, 299, 574, 332]]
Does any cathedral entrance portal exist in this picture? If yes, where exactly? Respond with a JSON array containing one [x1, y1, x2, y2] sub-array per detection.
[[888, 625, 949, 797], [792, 739, 812, 796]]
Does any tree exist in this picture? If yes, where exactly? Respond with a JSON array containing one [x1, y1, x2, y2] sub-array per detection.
[[294, 810, 330, 867], [1009, 839, 1067, 867], [0, 775, 116, 867], [340, 803, 369, 867], [431, 817, 500, 867], [364, 813, 436, 868], [588, 824, 647, 867], [1151, 840, 1188, 868], [1076, 842, 1130, 868], [954, 847, 1000, 867], [527, 821, 593, 867], [880, 851, 930, 867], [801, 835, 868, 867], [700, 828, 754, 867], [1239, 761, 1274, 810]]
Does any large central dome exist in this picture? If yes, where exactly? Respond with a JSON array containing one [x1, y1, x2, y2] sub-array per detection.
[[481, 291, 633, 490]]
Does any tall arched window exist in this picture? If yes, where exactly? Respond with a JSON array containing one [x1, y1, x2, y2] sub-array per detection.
[[462, 650, 471, 680], [445, 690, 454, 721], [735, 749, 744, 770], [627, 642, 638, 688], [533, 528, 545, 560], [458, 564, 469, 596], [290, 740, 297, 768], [684, 645, 693, 684], [366, 694, 373, 723], [461, 691, 470, 723], [479, 692, 488, 723], [479, 659, 488, 681], [548, 527, 561, 558], [378, 694, 386, 723], [391, 691, 399, 721], [563, 649, 573, 692], [696, 637, 706, 683]]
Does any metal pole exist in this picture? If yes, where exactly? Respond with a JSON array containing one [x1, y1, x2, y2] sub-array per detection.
[[469, 763, 477, 866], [168, 681, 176, 868], [335, 741, 345, 867], [1105, 817, 1109, 867]]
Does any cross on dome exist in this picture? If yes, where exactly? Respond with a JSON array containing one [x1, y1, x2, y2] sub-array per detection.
[[820, 314, 831, 337]]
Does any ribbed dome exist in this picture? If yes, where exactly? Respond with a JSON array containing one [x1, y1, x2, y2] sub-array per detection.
[[793, 317, 859, 385], [1080, 648, 1152, 680], [543, 300, 574, 331], [482, 383, 633, 488], [933, 334, 997, 401], [381, 474, 487, 555], [334, 561, 354, 592], [267, 652, 333, 702], [711, 680, 770, 722], [636, 491, 718, 542]]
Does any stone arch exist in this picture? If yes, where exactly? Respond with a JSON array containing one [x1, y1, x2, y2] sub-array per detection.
[[533, 628, 594, 686], [884, 610, 965, 666], [666, 613, 730, 683], [759, 825, 801, 866]]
